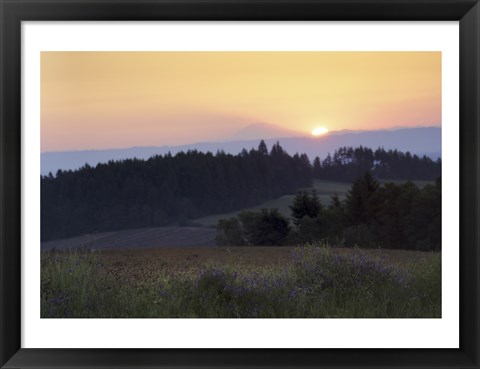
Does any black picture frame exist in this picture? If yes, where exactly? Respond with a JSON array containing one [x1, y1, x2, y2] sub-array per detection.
[[1, 0, 479, 368]]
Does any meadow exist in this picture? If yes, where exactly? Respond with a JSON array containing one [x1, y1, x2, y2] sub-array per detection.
[[41, 243, 441, 318]]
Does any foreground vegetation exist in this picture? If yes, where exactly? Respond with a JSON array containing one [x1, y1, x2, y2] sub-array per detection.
[[41, 243, 441, 318]]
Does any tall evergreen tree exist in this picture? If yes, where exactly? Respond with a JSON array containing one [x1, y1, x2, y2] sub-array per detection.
[[345, 172, 379, 226], [313, 156, 322, 178], [258, 140, 268, 156], [289, 190, 322, 226]]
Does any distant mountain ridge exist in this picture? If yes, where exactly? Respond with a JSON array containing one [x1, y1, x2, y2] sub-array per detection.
[[228, 122, 306, 141], [41, 127, 441, 175]]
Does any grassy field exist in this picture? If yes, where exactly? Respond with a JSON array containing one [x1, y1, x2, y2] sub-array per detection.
[[95, 246, 435, 275], [41, 244, 441, 318], [193, 179, 433, 227]]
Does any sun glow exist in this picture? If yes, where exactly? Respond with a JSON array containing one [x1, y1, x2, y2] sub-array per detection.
[[311, 127, 329, 136]]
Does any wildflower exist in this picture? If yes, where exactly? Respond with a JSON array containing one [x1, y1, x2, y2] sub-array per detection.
[[288, 289, 298, 299], [291, 251, 299, 262]]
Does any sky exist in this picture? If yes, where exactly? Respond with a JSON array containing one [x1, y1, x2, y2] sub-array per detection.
[[41, 51, 441, 152]]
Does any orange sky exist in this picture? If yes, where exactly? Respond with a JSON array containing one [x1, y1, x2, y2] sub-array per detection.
[[41, 51, 441, 152]]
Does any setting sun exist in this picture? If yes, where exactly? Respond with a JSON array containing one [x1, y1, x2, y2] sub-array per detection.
[[312, 127, 329, 136], [41, 51, 441, 152]]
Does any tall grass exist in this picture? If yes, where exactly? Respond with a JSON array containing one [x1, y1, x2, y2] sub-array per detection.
[[41, 243, 441, 318]]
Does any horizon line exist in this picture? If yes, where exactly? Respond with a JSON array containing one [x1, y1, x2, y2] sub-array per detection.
[[41, 125, 441, 154]]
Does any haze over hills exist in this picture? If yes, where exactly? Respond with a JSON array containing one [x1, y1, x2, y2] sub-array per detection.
[[41, 126, 441, 176], [228, 122, 306, 141]]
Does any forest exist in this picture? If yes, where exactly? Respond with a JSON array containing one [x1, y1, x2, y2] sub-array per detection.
[[216, 173, 441, 251], [41, 141, 311, 241], [41, 140, 441, 242], [312, 146, 441, 182]]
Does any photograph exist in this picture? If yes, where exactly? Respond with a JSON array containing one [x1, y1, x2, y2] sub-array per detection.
[[40, 51, 443, 319], [2, 0, 480, 365]]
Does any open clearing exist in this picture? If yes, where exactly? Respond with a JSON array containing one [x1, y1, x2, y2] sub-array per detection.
[[91, 246, 438, 282], [41, 246, 441, 318]]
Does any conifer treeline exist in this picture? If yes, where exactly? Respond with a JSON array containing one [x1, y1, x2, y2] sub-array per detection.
[[313, 146, 441, 182], [41, 141, 441, 241], [41, 141, 312, 241]]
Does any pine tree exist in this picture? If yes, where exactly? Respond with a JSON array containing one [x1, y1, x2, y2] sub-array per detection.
[[345, 172, 379, 225], [289, 190, 322, 226], [313, 156, 322, 178], [258, 140, 268, 156]]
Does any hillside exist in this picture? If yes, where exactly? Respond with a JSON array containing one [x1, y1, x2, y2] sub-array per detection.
[[193, 179, 433, 227], [41, 226, 216, 250]]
